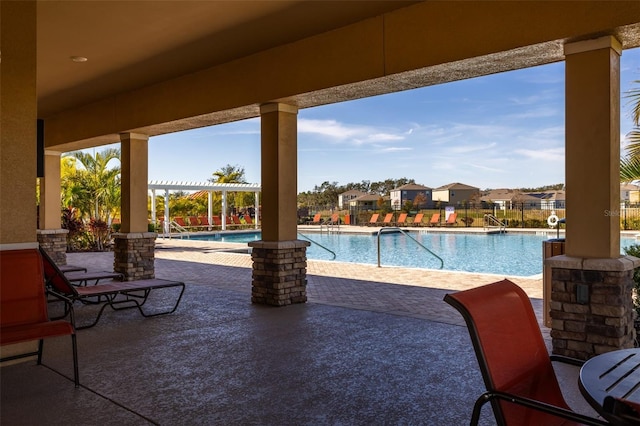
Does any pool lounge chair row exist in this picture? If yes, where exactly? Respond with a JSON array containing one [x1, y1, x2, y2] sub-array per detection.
[[304, 212, 459, 227], [367, 213, 458, 227], [168, 215, 254, 231], [305, 213, 341, 225]]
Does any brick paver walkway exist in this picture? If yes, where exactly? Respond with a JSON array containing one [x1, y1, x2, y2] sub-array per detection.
[[68, 237, 545, 329]]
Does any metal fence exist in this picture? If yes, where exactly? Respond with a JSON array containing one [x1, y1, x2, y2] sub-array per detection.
[[342, 203, 640, 230]]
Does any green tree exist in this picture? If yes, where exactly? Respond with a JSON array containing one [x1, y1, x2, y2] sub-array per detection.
[[62, 148, 121, 223], [209, 164, 254, 213]]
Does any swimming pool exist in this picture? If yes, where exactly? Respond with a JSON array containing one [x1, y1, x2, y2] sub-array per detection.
[[190, 231, 639, 277]]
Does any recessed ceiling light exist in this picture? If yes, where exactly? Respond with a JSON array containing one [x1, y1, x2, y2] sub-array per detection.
[[70, 56, 88, 63]]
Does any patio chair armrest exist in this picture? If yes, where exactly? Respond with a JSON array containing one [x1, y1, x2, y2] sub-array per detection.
[[550, 354, 585, 367], [472, 391, 608, 426], [46, 289, 77, 328]]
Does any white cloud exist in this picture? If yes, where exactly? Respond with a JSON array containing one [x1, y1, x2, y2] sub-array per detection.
[[448, 142, 497, 154], [375, 146, 412, 153], [514, 147, 564, 161], [298, 118, 406, 145], [507, 107, 558, 119]]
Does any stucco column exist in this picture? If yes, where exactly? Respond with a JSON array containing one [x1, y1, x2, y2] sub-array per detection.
[[547, 36, 640, 359], [0, 0, 37, 246], [565, 36, 621, 259], [37, 150, 69, 264], [114, 133, 155, 280], [249, 103, 309, 306], [0, 0, 39, 362], [120, 133, 150, 233], [259, 103, 299, 241]]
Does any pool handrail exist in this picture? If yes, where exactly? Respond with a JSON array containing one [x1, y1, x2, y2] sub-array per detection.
[[377, 227, 444, 269], [483, 214, 507, 233], [297, 232, 337, 260]]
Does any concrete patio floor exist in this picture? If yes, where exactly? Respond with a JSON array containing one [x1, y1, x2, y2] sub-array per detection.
[[1, 238, 602, 425]]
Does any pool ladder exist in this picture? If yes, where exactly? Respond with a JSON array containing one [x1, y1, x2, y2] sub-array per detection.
[[164, 220, 191, 239], [377, 227, 443, 269], [483, 214, 507, 233]]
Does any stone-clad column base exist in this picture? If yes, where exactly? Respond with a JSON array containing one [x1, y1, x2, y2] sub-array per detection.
[[248, 240, 310, 306], [546, 255, 640, 360], [37, 229, 69, 265], [113, 232, 156, 281]]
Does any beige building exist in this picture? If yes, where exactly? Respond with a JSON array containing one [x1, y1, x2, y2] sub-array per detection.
[[432, 182, 480, 205]]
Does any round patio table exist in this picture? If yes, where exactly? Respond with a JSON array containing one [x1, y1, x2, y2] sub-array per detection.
[[579, 348, 640, 420]]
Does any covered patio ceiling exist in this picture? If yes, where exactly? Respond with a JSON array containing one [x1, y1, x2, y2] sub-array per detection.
[[37, 1, 640, 151]]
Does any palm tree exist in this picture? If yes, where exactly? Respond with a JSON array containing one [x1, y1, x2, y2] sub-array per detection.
[[209, 164, 253, 213], [62, 148, 121, 222], [620, 80, 640, 181]]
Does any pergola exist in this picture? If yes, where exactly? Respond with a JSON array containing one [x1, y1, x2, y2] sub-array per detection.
[[148, 181, 261, 232]]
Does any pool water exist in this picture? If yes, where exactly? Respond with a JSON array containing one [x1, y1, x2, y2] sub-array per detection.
[[190, 231, 638, 277]]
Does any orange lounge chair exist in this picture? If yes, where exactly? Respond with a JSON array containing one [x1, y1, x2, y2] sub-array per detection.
[[328, 213, 340, 225], [411, 213, 424, 226], [381, 213, 394, 226], [445, 212, 457, 226], [395, 213, 408, 226], [429, 213, 440, 227], [306, 213, 322, 225], [367, 213, 380, 226]]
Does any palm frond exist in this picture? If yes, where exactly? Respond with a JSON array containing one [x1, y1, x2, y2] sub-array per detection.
[[620, 154, 640, 182]]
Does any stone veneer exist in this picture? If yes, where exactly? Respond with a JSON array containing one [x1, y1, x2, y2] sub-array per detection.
[[546, 255, 640, 360], [248, 240, 310, 306], [37, 229, 69, 265], [112, 232, 156, 281]]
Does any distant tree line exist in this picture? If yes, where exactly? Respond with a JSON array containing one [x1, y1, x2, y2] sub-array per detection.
[[297, 178, 416, 210], [297, 179, 566, 212], [484, 183, 564, 193]]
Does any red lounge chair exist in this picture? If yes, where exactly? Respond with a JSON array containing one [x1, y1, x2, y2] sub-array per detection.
[[445, 212, 457, 226], [444, 280, 606, 426], [173, 217, 189, 230], [231, 215, 243, 227], [1, 249, 79, 386], [212, 216, 223, 227], [244, 215, 254, 226], [411, 213, 424, 226], [428, 213, 440, 227], [188, 216, 201, 230], [198, 216, 212, 230]]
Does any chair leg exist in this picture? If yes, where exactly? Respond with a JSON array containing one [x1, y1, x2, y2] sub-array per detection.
[[71, 333, 79, 387], [471, 393, 492, 426], [36, 339, 44, 365]]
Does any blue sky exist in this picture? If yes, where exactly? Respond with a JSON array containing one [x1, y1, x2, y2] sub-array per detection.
[[100, 47, 640, 193]]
